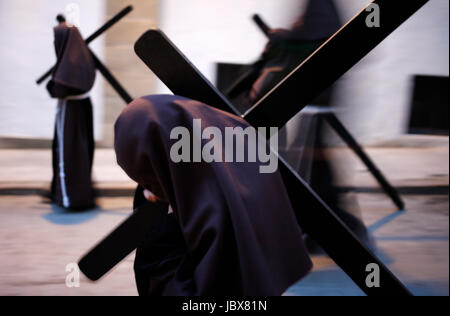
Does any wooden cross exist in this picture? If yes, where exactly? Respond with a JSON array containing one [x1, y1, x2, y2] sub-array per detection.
[[79, 0, 429, 296]]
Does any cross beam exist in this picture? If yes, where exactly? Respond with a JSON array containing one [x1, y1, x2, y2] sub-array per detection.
[[252, 14, 271, 37], [133, 0, 428, 294], [248, 13, 404, 210], [323, 113, 404, 209], [79, 0, 428, 295]]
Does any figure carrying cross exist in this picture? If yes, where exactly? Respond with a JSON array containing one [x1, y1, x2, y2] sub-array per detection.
[[38, 7, 134, 210], [78, 0, 429, 296]]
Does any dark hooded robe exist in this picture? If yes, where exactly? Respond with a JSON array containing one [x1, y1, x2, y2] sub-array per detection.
[[245, 0, 342, 106], [47, 23, 96, 210], [238, 0, 372, 249], [114, 95, 313, 296]]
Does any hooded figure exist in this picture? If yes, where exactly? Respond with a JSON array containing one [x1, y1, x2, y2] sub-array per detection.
[[114, 95, 312, 296], [47, 14, 96, 210], [238, 0, 372, 251], [274, 0, 342, 41]]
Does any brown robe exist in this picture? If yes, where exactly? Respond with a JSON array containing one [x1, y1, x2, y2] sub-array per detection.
[[47, 24, 96, 210], [114, 95, 313, 296]]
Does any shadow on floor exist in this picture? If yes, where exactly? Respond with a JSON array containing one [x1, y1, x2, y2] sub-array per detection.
[[286, 266, 449, 296], [42, 204, 101, 225]]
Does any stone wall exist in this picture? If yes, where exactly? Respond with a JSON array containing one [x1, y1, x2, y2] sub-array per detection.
[[101, 0, 159, 146], [157, 0, 449, 144], [0, 0, 447, 147]]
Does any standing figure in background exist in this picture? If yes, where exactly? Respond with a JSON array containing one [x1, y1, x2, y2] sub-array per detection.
[[115, 95, 312, 296], [237, 0, 373, 248], [47, 14, 96, 210]]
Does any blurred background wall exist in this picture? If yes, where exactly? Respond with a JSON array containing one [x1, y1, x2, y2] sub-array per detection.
[[159, 0, 449, 143], [0, 0, 448, 147]]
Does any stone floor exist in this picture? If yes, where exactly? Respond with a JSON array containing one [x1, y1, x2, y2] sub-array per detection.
[[0, 136, 448, 296]]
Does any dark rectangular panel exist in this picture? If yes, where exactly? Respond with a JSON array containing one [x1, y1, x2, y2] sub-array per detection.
[[134, 29, 413, 296]]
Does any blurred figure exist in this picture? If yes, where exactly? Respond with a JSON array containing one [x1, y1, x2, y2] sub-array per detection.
[[231, 0, 373, 249], [244, 0, 342, 107], [46, 14, 96, 210]]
